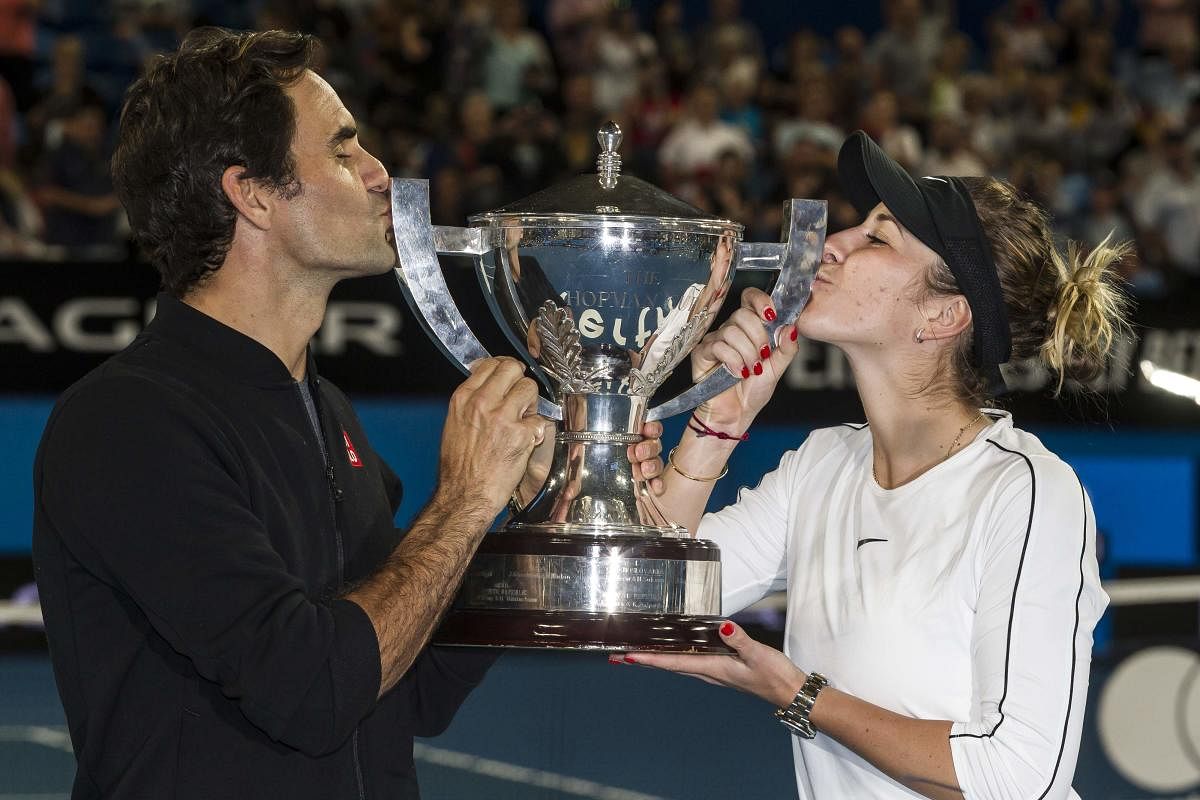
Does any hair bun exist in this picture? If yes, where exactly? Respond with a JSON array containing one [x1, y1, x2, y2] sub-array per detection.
[[1042, 234, 1134, 391]]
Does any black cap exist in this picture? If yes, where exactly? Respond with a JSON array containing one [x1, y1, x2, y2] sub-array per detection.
[[837, 130, 1011, 390]]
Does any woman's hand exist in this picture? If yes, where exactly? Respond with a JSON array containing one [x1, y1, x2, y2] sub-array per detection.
[[611, 620, 805, 708], [619, 623, 966, 800], [691, 287, 801, 431]]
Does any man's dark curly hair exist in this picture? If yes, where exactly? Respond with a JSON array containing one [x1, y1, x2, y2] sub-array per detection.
[[111, 28, 316, 297]]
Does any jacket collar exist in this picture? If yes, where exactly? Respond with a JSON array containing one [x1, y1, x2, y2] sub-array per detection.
[[147, 293, 313, 389]]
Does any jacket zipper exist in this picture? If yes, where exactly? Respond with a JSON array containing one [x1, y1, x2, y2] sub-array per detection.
[[295, 379, 364, 800]]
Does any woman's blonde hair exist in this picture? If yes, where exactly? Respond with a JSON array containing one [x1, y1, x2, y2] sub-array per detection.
[[924, 177, 1133, 403]]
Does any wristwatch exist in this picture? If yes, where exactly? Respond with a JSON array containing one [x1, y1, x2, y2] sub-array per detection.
[[775, 672, 829, 739]]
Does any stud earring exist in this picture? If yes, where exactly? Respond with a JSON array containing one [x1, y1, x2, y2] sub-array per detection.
[[914, 328, 926, 344]]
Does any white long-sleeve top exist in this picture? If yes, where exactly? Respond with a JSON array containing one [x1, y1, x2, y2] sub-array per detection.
[[698, 412, 1104, 799]]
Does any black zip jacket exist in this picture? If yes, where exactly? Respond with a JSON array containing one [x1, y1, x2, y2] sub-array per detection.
[[33, 294, 498, 800]]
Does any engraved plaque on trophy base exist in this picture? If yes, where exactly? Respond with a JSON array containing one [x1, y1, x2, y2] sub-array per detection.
[[434, 531, 734, 653]]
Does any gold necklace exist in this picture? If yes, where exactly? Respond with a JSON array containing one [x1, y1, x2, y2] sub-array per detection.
[[872, 411, 987, 486]]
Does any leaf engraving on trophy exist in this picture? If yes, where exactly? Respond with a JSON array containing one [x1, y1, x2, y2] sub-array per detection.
[[534, 300, 606, 393]]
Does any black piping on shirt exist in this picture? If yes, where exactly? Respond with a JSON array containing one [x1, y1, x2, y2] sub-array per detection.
[[1039, 477, 1089, 799], [947, 439, 1090, 800]]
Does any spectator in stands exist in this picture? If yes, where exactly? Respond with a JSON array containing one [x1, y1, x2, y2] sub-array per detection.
[[928, 33, 973, 119], [0, 168, 45, 258], [1136, 0, 1198, 56], [1131, 127, 1200, 285], [651, 0, 694, 94], [857, 90, 922, 171], [426, 90, 508, 218], [492, 102, 567, 201], [1130, 26, 1200, 126], [694, 0, 764, 78], [778, 29, 827, 87], [1082, 172, 1166, 299], [867, 0, 946, 118], [34, 95, 122, 259], [24, 36, 94, 163], [919, 113, 987, 177], [371, 6, 445, 120], [557, 71, 602, 175], [1013, 72, 1073, 160], [993, 0, 1057, 70], [659, 84, 754, 187], [592, 8, 656, 115], [830, 26, 874, 128], [440, 0, 492, 100], [773, 82, 845, 163], [481, 0, 555, 112], [0, 0, 37, 112], [697, 147, 756, 228], [959, 75, 1014, 170], [1070, 29, 1139, 167], [624, 61, 680, 176], [544, 0, 607, 75], [719, 58, 764, 146]]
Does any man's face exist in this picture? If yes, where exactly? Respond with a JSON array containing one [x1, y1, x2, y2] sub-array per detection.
[[271, 71, 394, 281]]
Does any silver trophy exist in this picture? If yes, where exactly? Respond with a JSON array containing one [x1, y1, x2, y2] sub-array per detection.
[[391, 122, 825, 652]]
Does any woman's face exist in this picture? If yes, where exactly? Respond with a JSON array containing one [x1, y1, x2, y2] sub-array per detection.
[[797, 203, 939, 351]]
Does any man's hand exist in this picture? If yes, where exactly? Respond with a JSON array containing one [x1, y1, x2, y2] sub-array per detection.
[[628, 420, 665, 496], [434, 357, 548, 520], [513, 419, 668, 511]]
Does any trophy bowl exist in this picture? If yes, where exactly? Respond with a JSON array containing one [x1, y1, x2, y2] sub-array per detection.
[[391, 123, 825, 653]]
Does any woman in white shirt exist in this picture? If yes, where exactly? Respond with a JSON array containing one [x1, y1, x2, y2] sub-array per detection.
[[618, 131, 1131, 800]]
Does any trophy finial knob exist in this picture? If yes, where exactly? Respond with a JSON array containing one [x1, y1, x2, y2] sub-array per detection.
[[596, 121, 623, 190]]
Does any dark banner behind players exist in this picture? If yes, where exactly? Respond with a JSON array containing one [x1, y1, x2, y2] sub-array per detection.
[[3, 259, 1199, 427]]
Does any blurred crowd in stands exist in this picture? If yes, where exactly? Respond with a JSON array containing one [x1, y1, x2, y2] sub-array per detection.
[[0, 0, 1197, 302]]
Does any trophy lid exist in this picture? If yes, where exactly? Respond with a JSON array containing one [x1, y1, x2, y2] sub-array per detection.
[[469, 122, 744, 235]]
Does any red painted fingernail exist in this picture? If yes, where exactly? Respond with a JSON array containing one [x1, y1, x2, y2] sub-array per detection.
[[764, 307, 776, 321], [790, 326, 798, 342], [720, 622, 735, 636], [760, 344, 771, 359], [753, 362, 763, 376], [740, 365, 750, 379], [624, 655, 638, 664], [609, 656, 622, 665]]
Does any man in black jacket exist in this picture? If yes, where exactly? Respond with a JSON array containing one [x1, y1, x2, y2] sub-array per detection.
[[32, 28, 662, 799]]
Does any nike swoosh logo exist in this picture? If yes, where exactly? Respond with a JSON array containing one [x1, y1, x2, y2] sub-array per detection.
[[856, 538, 888, 549], [923, 176, 948, 183]]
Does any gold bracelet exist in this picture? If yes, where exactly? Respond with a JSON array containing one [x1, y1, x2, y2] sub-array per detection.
[[667, 446, 729, 482]]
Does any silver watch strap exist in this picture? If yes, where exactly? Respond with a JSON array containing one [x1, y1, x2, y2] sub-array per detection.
[[775, 672, 829, 739]]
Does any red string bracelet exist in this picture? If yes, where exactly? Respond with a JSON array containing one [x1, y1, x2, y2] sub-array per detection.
[[688, 414, 749, 441]]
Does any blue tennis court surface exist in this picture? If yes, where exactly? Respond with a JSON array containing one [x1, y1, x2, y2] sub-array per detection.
[[1, 650, 796, 800]]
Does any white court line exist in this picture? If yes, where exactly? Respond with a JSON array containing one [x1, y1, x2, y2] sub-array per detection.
[[413, 743, 667, 800], [742, 575, 1200, 612], [0, 605, 44, 626], [0, 726, 664, 800], [0, 726, 73, 753], [5, 575, 1198, 628], [1101, 575, 1200, 605]]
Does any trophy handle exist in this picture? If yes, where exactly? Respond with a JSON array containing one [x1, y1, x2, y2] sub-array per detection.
[[390, 178, 563, 420], [645, 198, 827, 422]]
